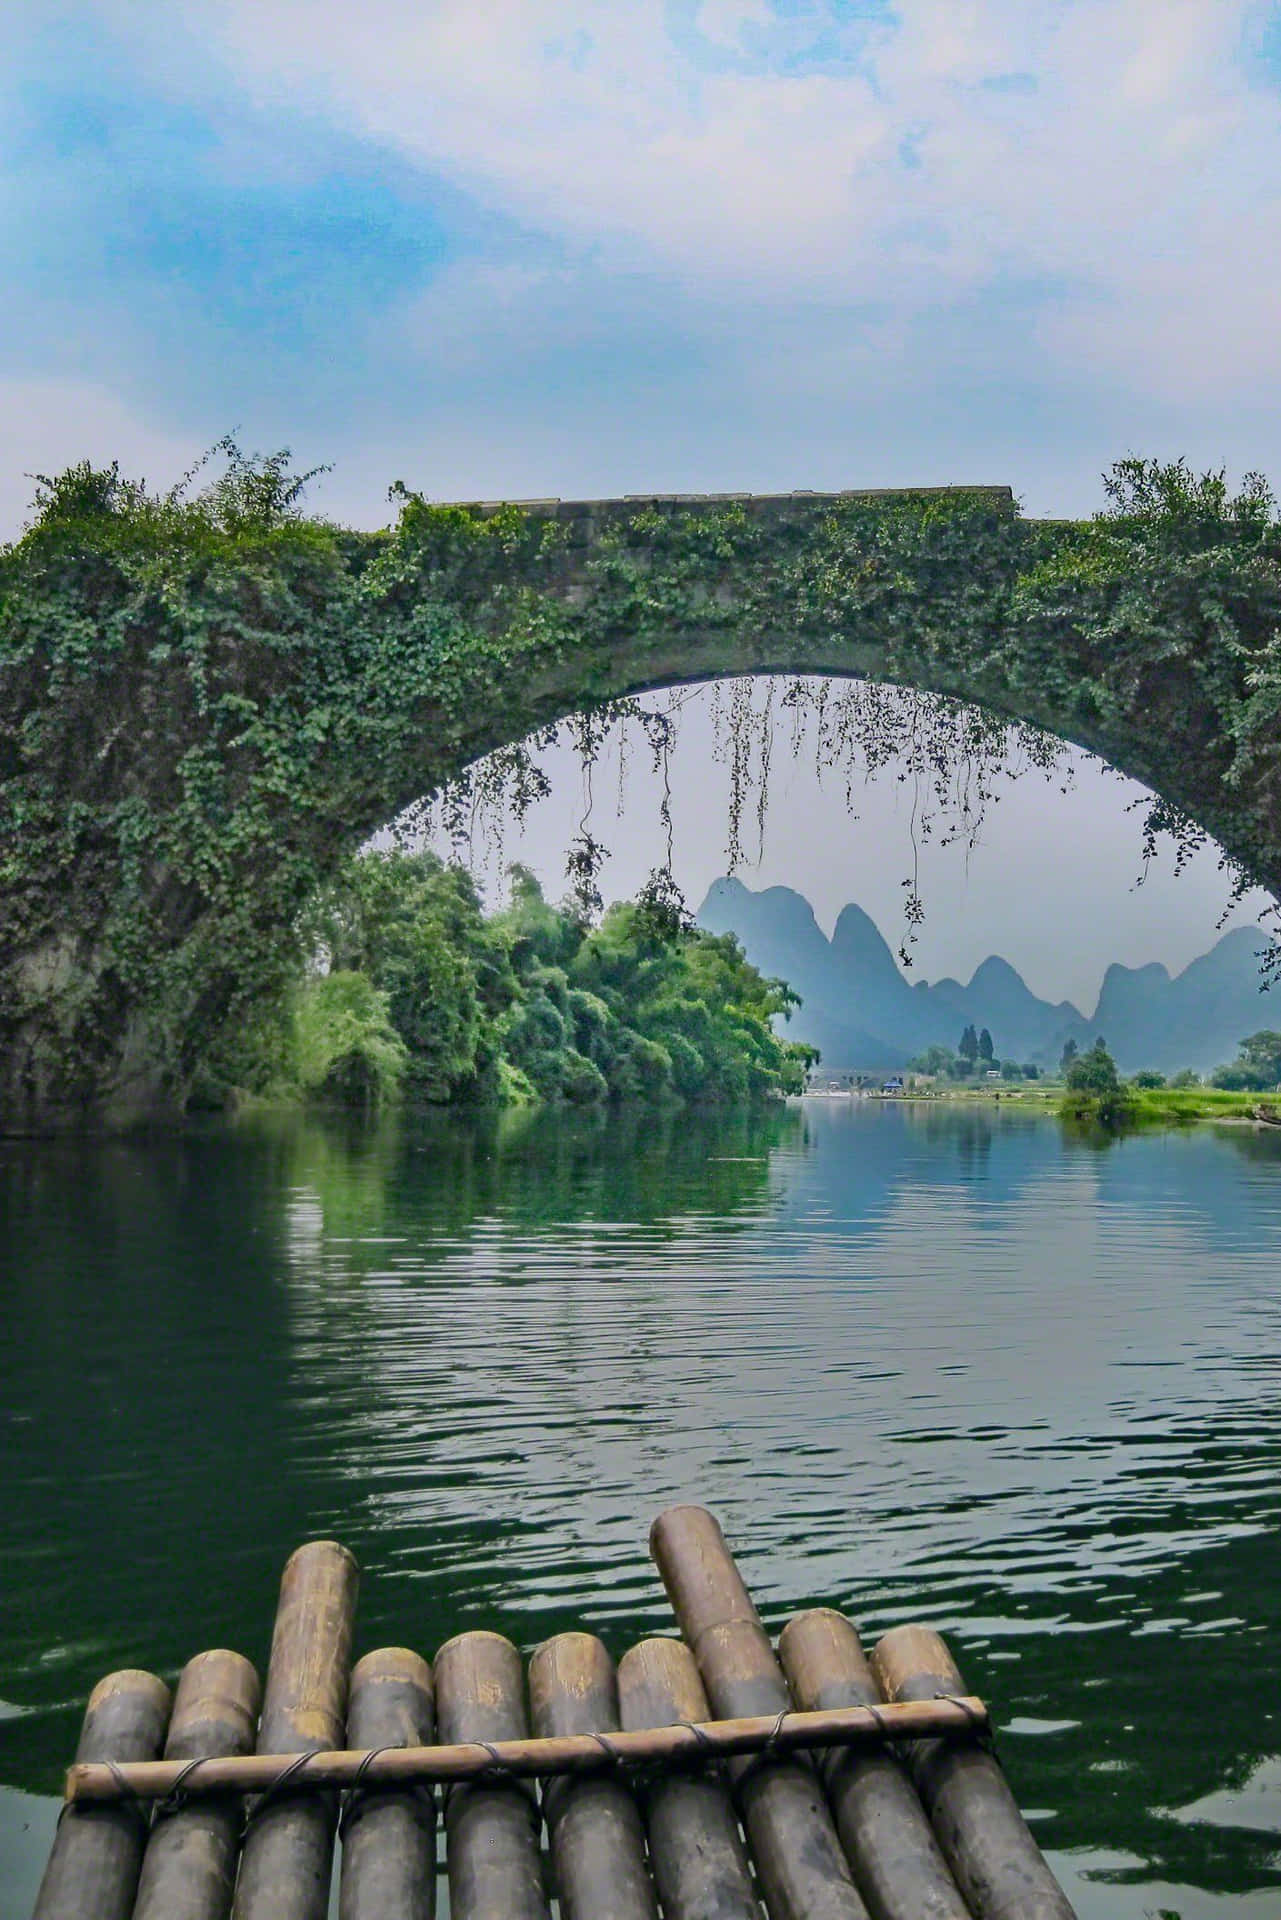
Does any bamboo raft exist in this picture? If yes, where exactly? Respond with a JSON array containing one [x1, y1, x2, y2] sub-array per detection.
[[34, 1505, 1077, 1919]]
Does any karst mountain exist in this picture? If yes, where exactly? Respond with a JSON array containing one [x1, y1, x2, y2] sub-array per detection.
[[696, 877, 1275, 1075]]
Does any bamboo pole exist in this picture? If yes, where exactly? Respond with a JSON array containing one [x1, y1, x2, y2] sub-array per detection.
[[339, 1648, 436, 1920], [33, 1668, 171, 1920], [617, 1637, 761, 1920], [871, 1627, 1077, 1920], [132, 1650, 260, 1920], [650, 1506, 870, 1920], [65, 1695, 988, 1803], [231, 1540, 359, 1920], [529, 1633, 657, 1920], [434, 1630, 549, 1920], [778, 1611, 969, 1920]]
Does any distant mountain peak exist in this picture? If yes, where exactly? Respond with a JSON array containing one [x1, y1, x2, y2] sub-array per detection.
[[1099, 958, 1171, 989], [694, 876, 1273, 1076], [832, 899, 885, 937], [831, 900, 903, 981], [969, 954, 1023, 987], [701, 879, 825, 942]]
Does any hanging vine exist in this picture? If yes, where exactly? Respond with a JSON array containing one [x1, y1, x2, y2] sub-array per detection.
[[413, 674, 1071, 968]]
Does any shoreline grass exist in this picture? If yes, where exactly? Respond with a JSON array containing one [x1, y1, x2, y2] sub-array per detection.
[[1100, 1086, 1276, 1127], [810, 1084, 1280, 1129]]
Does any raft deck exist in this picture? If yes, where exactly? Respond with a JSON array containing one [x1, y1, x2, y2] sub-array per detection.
[[34, 1504, 1078, 1919]]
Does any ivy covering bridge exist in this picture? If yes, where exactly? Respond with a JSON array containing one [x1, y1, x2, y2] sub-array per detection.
[[2, 452, 1279, 1130]]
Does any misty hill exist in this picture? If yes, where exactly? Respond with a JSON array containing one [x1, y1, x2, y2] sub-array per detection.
[[697, 877, 1277, 1075]]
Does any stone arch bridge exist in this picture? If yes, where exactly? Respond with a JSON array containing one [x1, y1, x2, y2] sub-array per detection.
[[2, 481, 1276, 1128], [419, 486, 1206, 820]]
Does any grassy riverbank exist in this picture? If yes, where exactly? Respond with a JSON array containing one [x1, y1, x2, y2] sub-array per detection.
[[1099, 1086, 1274, 1126], [1054, 1085, 1275, 1129], [843, 1084, 1278, 1128]]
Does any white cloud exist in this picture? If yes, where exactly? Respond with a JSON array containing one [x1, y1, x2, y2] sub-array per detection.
[[9, 1, 1276, 519], [86, 0, 1281, 412], [0, 376, 195, 542], [693, 1, 774, 53], [1041, 199, 1281, 397], [72, 0, 1281, 432]]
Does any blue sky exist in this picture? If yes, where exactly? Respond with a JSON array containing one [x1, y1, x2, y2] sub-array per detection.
[[3, 1, 1280, 989], [5, 0, 1280, 529]]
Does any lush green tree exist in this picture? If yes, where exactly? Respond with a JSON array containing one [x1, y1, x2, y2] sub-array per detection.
[[1237, 1029, 1281, 1086], [1067, 1040, 1120, 1097], [570, 897, 814, 1103], [1132, 1069, 1166, 1089], [305, 849, 514, 1101], [285, 859, 816, 1112], [1211, 1030, 1281, 1091], [292, 972, 408, 1109], [978, 1027, 995, 1062], [959, 1025, 979, 1063], [1169, 1068, 1202, 1088], [1021, 1062, 1041, 1080], [493, 864, 584, 972], [1062, 1038, 1133, 1124], [1059, 1037, 1079, 1077], [908, 1044, 955, 1076]]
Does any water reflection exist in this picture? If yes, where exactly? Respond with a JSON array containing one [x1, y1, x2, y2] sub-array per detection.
[[0, 1100, 1278, 1913]]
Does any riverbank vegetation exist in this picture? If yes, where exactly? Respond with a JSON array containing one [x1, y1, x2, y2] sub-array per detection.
[[1124, 1085, 1276, 1125], [213, 851, 816, 1113], [1054, 1034, 1281, 1128], [899, 1021, 1280, 1129], [907, 1032, 1042, 1081]]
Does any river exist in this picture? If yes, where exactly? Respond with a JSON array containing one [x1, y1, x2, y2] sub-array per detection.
[[1, 1097, 1278, 1916]]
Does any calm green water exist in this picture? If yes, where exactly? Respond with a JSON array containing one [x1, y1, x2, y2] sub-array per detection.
[[1, 1099, 1279, 1917]]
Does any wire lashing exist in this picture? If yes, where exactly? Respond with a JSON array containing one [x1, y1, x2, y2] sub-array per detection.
[[340, 1745, 435, 1838], [242, 1748, 328, 1838], [65, 1695, 990, 1807], [934, 1688, 997, 1755]]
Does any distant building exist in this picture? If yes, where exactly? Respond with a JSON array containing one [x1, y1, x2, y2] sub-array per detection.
[[804, 1069, 883, 1094], [881, 1076, 904, 1095]]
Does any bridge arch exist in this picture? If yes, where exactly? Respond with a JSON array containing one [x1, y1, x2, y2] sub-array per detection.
[[3, 474, 1277, 1128], [367, 486, 1273, 900]]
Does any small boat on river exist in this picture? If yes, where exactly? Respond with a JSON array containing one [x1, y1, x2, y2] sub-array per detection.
[[34, 1505, 1077, 1919]]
